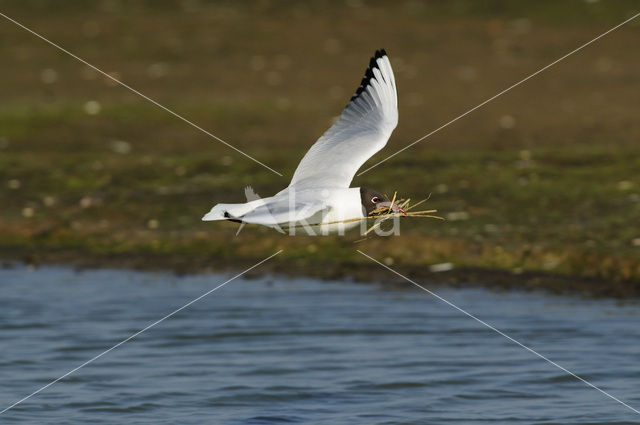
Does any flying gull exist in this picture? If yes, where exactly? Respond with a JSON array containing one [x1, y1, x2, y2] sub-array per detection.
[[202, 49, 403, 234]]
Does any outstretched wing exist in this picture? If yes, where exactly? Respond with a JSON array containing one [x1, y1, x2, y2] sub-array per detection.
[[289, 49, 398, 189]]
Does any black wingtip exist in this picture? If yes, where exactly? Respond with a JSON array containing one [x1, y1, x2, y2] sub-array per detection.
[[349, 49, 389, 103], [223, 211, 243, 223]]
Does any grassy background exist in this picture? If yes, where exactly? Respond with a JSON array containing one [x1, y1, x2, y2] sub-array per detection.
[[1, 0, 640, 294]]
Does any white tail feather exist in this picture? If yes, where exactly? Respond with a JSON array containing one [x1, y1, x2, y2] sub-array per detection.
[[201, 199, 265, 221]]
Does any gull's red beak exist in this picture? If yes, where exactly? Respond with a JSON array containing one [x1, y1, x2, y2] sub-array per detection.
[[390, 203, 407, 216]]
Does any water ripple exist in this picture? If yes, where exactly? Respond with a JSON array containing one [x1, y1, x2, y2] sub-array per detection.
[[1, 266, 639, 424]]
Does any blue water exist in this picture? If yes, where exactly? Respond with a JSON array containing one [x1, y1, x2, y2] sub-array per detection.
[[0, 265, 639, 424]]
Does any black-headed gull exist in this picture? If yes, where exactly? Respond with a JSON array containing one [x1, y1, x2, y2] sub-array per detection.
[[203, 49, 402, 234]]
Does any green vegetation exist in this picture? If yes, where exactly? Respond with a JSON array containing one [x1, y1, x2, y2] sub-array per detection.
[[1, 1, 639, 296]]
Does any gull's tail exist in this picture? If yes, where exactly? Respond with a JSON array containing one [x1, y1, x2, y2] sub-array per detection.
[[202, 199, 265, 221]]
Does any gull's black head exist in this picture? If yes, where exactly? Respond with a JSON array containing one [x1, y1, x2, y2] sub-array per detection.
[[360, 187, 389, 215]]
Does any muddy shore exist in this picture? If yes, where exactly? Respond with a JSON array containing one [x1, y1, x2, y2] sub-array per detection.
[[3, 247, 638, 299]]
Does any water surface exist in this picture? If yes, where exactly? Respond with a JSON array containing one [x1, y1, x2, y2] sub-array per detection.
[[0, 265, 639, 424]]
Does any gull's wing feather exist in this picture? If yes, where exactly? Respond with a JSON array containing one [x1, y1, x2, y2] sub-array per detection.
[[289, 49, 398, 189], [239, 197, 329, 227]]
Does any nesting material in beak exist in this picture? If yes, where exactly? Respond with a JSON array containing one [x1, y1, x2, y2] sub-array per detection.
[[363, 192, 444, 236]]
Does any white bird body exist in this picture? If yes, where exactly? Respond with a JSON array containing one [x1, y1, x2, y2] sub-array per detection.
[[311, 187, 365, 234], [202, 49, 399, 235], [203, 187, 364, 234]]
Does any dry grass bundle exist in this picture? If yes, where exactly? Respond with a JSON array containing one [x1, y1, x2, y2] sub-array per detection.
[[362, 192, 444, 236]]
